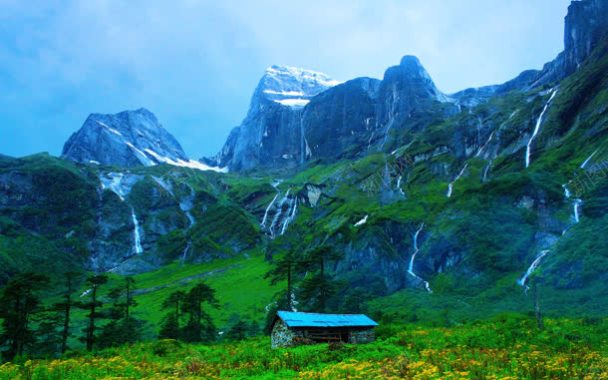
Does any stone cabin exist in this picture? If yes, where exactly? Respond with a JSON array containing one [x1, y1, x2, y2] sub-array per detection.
[[270, 311, 378, 348]]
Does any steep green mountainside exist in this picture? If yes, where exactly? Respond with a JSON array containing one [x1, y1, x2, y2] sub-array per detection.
[[1, 16, 608, 341]]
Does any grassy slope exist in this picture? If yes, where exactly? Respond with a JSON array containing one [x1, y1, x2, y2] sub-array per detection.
[[131, 252, 280, 330]]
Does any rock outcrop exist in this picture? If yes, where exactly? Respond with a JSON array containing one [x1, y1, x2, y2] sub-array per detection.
[[63, 108, 224, 172]]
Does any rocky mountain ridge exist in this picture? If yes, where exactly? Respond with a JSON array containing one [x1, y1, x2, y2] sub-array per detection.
[[0, 0, 607, 317], [209, 0, 608, 173], [62, 108, 225, 172]]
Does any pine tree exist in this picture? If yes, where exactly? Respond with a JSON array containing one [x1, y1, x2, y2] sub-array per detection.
[[298, 246, 340, 312], [181, 282, 218, 342], [0, 272, 49, 360], [265, 250, 297, 310], [31, 311, 62, 358], [77, 274, 108, 351], [52, 271, 80, 354], [159, 290, 185, 339], [98, 277, 143, 348]]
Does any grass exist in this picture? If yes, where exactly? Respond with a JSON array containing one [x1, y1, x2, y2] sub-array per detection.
[[2, 316, 607, 379], [131, 252, 281, 329]]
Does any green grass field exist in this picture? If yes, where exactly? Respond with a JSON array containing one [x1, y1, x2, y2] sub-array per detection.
[[131, 251, 281, 329], [2, 316, 606, 379]]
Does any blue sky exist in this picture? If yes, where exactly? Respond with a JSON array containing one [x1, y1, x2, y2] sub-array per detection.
[[0, 0, 572, 158]]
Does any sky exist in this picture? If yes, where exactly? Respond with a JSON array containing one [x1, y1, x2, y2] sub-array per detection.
[[0, 0, 572, 159]]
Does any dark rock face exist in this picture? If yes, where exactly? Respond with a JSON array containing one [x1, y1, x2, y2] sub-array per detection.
[[303, 78, 380, 161], [213, 57, 451, 171], [451, 70, 541, 107], [62, 108, 189, 168], [563, 0, 608, 74], [210, 66, 340, 171], [232, 103, 304, 171], [376, 56, 448, 131]]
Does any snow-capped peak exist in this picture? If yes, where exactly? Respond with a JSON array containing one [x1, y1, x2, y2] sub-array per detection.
[[62, 108, 227, 173], [258, 65, 341, 108]]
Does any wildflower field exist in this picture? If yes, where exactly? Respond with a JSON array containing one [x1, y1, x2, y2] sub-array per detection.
[[1, 316, 607, 379]]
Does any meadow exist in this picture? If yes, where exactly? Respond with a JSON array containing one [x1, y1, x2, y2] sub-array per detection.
[[1, 316, 606, 379]]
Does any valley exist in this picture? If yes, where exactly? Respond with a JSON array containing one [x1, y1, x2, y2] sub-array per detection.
[[0, 0, 607, 378]]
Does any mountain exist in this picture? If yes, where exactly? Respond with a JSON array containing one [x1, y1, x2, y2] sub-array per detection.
[[204, 66, 341, 171], [452, 0, 608, 105], [62, 108, 224, 172], [208, 56, 453, 172], [1, 0, 608, 327]]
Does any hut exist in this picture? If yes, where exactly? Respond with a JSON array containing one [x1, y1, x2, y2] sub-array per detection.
[[270, 311, 378, 348]]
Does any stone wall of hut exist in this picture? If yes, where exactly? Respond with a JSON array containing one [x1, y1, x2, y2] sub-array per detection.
[[348, 329, 375, 344], [271, 319, 304, 348]]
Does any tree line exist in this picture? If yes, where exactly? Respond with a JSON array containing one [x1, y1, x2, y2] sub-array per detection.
[[0, 240, 356, 361], [263, 240, 383, 332], [0, 272, 223, 361]]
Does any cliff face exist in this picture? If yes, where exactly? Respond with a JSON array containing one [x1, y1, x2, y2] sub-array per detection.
[[207, 66, 340, 172], [211, 57, 450, 172], [215, 0, 608, 173], [303, 78, 380, 162], [563, 0, 608, 74], [62, 108, 189, 168]]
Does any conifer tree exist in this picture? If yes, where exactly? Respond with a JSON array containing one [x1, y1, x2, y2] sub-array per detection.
[[77, 274, 108, 351], [0, 272, 49, 360], [181, 282, 218, 342]]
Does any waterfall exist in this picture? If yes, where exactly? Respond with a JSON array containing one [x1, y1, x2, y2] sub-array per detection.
[[574, 199, 582, 223], [184, 211, 195, 227], [131, 208, 143, 255], [580, 149, 599, 169], [261, 193, 279, 227], [261, 180, 299, 238], [181, 240, 192, 265], [475, 131, 495, 158], [354, 215, 368, 227], [476, 117, 483, 148], [563, 184, 571, 199], [446, 184, 454, 198], [517, 250, 549, 290], [269, 189, 291, 238], [519, 184, 580, 290], [407, 224, 432, 293], [180, 186, 196, 228], [525, 90, 558, 168], [383, 162, 392, 188], [482, 163, 492, 182], [563, 185, 583, 224], [280, 198, 298, 236], [447, 164, 469, 198], [396, 176, 405, 196]]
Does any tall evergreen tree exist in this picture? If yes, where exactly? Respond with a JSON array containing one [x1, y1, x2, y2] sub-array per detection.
[[98, 277, 143, 348], [31, 311, 62, 358], [265, 250, 297, 311], [52, 271, 80, 354], [298, 246, 340, 312], [0, 272, 49, 360], [77, 274, 107, 351], [159, 290, 185, 339], [181, 282, 218, 342]]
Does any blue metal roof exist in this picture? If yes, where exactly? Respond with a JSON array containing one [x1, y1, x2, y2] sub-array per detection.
[[277, 311, 378, 328]]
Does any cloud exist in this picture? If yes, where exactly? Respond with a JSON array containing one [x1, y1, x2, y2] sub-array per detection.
[[0, 0, 571, 158]]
